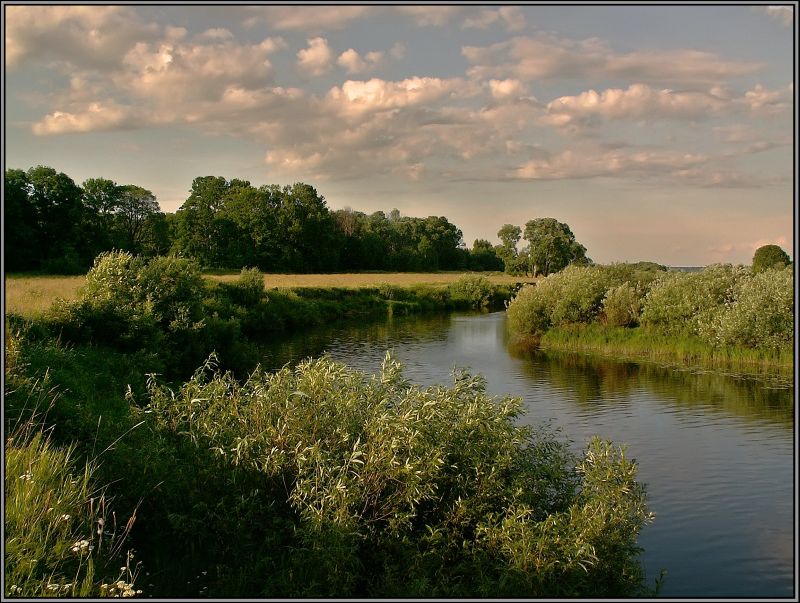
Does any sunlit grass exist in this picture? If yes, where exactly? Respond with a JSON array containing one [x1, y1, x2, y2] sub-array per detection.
[[6, 271, 535, 317], [5, 275, 87, 317], [539, 323, 793, 377]]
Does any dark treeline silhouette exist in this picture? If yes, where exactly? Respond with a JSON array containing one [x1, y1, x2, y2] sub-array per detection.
[[5, 167, 505, 274]]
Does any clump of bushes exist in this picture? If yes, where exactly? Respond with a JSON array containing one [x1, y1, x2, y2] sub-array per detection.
[[603, 282, 643, 327], [143, 353, 653, 597], [448, 274, 495, 308], [507, 263, 793, 356]]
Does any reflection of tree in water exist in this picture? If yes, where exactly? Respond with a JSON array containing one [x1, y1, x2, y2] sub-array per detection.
[[510, 346, 792, 428], [257, 313, 454, 371]]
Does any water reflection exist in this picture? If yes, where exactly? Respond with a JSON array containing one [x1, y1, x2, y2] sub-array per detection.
[[256, 310, 793, 597]]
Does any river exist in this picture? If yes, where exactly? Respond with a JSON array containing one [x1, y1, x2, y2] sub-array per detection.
[[259, 310, 794, 597]]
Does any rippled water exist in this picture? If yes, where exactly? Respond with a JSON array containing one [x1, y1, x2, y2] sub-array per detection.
[[260, 311, 794, 597]]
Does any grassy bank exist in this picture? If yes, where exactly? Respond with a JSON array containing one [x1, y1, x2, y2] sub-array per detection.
[[537, 324, 793, 378], [5, 271, 535, 318]]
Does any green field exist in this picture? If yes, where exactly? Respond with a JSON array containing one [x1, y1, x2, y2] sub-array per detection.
[[5, 272, 536, 317]]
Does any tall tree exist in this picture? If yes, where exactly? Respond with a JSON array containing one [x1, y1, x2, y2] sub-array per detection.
[[752, 244, 791, 272], [523, 218, 589, 276], [115, 185, 160, 253]]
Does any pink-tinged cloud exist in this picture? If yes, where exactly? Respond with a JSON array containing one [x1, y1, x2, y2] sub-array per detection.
[[296, 37, 334, 76], [32, 102, 142, 135], [462, 34, 763, 85], [337, 48, 384, 74]]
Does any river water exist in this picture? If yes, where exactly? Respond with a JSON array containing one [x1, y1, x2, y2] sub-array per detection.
[[260, 310, 794, 597]]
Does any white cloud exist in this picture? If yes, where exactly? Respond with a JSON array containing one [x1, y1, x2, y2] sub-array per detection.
[[337, 48, 384, 74], [760, 5, 794, 26], [32, 102, 142, 135], [120, 37, 284, 103], [488, 79, 527, 101], [243, 6, 373, 31], [544, 84, 729, 128], [5, 5, 159, 69], [514, 148, 708, 180], [326, 77, 472, 118], [462, 34, 763, 86], [297, 37, 334, 76]]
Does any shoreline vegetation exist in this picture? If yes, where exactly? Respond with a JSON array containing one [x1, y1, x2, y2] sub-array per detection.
[[4, 252, 657, 598], [531, 325, 792, 379], [506, 263, 793, 381]]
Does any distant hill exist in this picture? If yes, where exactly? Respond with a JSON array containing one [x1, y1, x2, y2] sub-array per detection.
[[668, 266, 706, 273]]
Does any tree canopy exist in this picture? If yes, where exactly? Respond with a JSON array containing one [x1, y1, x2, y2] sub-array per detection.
[[752, 244, 791, 273]]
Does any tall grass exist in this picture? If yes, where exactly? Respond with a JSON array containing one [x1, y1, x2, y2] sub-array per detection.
[[4, 330, 141, 598], [539, 324, 793, 377]]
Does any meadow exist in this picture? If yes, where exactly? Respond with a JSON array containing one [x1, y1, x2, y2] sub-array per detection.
[[5, 271, 536, 317]]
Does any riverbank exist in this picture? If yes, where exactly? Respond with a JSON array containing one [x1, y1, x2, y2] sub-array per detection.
[[535, 323, 793, 379]]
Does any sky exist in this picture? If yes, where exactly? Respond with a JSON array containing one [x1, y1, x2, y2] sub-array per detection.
[[4, 3, 796, 266]]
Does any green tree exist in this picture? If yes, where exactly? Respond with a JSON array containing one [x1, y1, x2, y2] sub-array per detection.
[[496, 224, 522, 274], [523, 218, 589, 276], [752, 244, 791, 273], [4, 169, 38, 271], [115, 185, 160, 253]]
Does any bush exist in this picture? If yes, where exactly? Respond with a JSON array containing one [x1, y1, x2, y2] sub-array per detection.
[[640, 264, 749, 336], [711, 266, 793, 350], [448, 275, 494, 308], [232, 267, 265, 306], [602, 282, 642, 327], [144, 353, 652, 597]]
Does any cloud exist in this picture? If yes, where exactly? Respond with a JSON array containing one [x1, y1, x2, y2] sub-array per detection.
[[5, 5, 159, 69], [326, 77, 474, 118], [119, 36, 284, 103], [297, 37, 334, 76], [462, 34, 763, 86], [390, 42, 407, 60], [395, 6, 464, 26], [743, 83, 793, 116], [488, 79, 528, 101], [243, 6, 373, 31], [32, 102, 143, 135], [462, 6, 527, 32], [544, 84, 729, 128], [759, 5, 794, 26], [514, 147, 708, 180], [337, 49, 384, 74]]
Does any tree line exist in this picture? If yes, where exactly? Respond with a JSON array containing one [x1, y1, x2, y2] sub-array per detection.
[[5, 166, 592, 276]]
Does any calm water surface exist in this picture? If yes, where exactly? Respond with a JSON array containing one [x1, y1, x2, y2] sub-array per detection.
[[260, 311, 794, 597]]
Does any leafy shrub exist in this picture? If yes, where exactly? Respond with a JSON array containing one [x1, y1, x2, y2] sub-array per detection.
[[136, 256, 205, 326], [506, 282, 555, 336], [231, 267, 265, 306], [144, 353, 652, 597], [603, 282, 642, 327], [448, 275, 494, 308], [83, 251, 144, 311], [710, 266, 793, 350], [640, 264, 749, 335]]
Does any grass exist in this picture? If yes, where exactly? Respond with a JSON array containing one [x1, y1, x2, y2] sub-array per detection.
[[5, 272, 535, 318], [538, 323, 794, 378]]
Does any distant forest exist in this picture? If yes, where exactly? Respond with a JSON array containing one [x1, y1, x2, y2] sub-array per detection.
[[5, 166, 506, 274]]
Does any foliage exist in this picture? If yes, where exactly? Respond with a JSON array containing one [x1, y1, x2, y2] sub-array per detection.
[[143, 353, 652, 597], [602, 282, 643, 327], [448, 274, 495, 308], [640, 264, 750, 336], [709, 266, 793, 350], [4, 334, 141, 599], [752, 244, 791, 273], [523, 218, 590, 276]]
